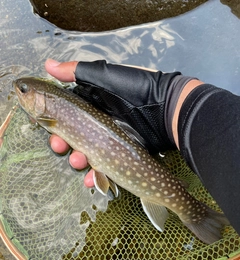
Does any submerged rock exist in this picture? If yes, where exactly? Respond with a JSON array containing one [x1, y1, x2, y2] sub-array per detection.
[[29, 0, 207, 32]]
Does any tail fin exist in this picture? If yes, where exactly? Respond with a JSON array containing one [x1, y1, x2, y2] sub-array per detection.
[[183, 206, 229, 244]]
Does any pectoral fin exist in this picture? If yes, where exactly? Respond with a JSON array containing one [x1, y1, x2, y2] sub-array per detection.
[[108, 178, 120, 200], [37, 116, 58, 127], [93, 170, 120, 200], [140, 198, 169, 232], [93, 170, 110, 196]]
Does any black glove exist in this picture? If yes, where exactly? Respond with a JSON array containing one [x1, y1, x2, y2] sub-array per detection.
[[73, 60, 193, 154]]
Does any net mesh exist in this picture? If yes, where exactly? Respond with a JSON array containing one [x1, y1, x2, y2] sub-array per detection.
[[0, 74, 240, 259], [0, 108, 109, 259]]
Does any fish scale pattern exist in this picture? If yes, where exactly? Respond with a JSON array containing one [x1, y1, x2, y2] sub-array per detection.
[[0, 108, 240, 260]]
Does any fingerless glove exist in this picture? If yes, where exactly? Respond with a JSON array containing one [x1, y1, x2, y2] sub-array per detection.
[[74, 60, 194, 154]]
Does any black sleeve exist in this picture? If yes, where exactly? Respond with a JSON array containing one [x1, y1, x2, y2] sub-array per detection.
[[178, 84, 240, 234]]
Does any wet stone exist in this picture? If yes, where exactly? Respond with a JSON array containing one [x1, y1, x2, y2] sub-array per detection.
[[29, 0, 208, 32]]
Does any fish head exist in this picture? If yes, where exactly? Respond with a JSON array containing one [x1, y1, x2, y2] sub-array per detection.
[[13, 77, 54, 120]]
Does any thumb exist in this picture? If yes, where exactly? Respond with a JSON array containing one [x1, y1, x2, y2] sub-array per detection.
[[45, 59, 78, 82]]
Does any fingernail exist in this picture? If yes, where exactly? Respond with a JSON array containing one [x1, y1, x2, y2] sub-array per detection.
[[46, 59, 61, 67]]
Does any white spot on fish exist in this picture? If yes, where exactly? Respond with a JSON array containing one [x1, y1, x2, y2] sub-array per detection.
[[126, 171, 131, 176], [114, 159, 120, 165]]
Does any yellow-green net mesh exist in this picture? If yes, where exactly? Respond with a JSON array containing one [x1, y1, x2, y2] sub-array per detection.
[[0, 81, 240, 259]]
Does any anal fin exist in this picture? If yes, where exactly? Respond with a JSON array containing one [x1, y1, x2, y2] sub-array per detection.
[[141, 198, 169, 232]]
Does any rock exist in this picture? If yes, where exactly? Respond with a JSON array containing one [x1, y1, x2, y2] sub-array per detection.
[[29, 0, 207, 32]]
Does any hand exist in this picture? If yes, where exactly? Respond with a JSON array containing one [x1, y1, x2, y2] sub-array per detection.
[[45, 59, 94, 188], [45, 58, 202, 188]]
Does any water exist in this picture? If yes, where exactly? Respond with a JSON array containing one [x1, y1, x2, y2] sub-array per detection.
[[0, 0, 240, 93]]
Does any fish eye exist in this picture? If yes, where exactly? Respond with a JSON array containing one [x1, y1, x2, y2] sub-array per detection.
[[19, 83, 29, 93]]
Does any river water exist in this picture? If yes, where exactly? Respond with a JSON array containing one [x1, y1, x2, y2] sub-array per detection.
[[1, 0, 240, 93]]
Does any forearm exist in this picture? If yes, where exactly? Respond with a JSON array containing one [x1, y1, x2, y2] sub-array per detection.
[[172, 79, 204, 148], [178, 84, 240, 234]]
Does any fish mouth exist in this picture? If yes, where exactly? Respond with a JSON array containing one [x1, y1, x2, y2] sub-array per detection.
[[12, 80, 30, 116], [13, 80, 24, 106], [12, 80, 17, 90], [12, 80, 22, 96]]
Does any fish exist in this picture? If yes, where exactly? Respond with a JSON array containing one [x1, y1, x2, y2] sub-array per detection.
[[13, 77, 229, 244]]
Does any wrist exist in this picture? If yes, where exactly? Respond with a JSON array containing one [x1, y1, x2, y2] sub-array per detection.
[[172, 79, 204, 149]]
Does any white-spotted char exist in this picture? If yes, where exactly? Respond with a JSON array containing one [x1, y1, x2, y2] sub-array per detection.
[[13, 77, 229, 244]]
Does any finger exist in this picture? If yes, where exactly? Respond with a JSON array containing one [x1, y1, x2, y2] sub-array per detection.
[[49, 134, 70, 154], [69, 150, 88, 170], [84, 169, 95, 188], [45, 59, 78, 82]]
